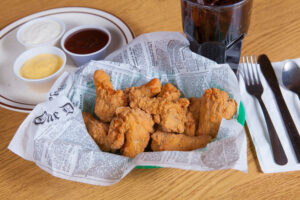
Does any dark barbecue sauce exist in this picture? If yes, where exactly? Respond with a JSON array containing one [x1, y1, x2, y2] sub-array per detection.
[[64, 29, 109, 54]]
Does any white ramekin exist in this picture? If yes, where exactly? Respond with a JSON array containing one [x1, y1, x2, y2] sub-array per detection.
[[16, 17, 66, 49], [14, 46, 66, 91], [60, 25, 111, 67]]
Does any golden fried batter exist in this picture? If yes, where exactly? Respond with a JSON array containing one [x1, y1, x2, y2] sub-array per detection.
[[159, 98, 190, 133], [108, 107, 154, 158], [189, 97, 201, 123], [157, 83, 181, 101], [93, 69, 113, 89], [130, 97, 189, 133], [151, 131, 212, 151], [94, 70, 128, 122], [196, 88, 237, 138], [126, 78, 161, 101], [184, 111, 196, 136], [183, 97, 201, 136], [82, 112, 111, 152]]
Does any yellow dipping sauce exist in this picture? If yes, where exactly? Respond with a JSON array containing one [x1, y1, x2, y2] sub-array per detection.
[[20, 54, 63, 79]]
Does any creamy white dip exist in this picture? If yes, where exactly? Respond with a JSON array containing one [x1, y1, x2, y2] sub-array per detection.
[[20, 20, 62, 45]]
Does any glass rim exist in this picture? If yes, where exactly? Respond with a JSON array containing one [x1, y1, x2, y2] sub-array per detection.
[[182, 0, 251, 9]]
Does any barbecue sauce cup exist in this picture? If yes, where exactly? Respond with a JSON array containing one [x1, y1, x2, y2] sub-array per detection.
[[60, 25, 111, 67]]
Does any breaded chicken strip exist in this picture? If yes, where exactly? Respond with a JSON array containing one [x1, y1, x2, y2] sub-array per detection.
[[94, 70, 128, 122], [184, 97, 201, 136], [184, 111, 196, 136], [108, 107, 154, 158], [197, 88, 237, 138], [158, 98, 189, 133], [126, 78, 162, 101], [157, 83, 181, 101], [189, 97, 201, 123], [93, 69, 113, 89], [151, 131, 212, 151], [130, 97, 189, 133], [128, 81, 188, 133], [82, 112, 111, 152]]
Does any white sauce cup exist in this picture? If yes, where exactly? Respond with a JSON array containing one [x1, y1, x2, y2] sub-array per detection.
[[16, 17, 66, 49], [60, 25, 111, 67]]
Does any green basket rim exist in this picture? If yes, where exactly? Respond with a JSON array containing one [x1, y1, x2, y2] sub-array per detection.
[[237, 102, 245, 126], [135, 102, 245, 169]]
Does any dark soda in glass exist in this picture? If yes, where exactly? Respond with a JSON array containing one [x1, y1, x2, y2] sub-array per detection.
[[181, 0, 252, 71]]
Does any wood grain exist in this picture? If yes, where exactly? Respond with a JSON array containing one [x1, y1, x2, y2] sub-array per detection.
[[1, 0, 300, 199]]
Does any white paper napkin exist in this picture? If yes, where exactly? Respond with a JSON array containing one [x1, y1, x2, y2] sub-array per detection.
[[239, 58, 300, 173]]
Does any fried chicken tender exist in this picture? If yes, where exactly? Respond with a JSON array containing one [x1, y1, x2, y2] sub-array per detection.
[[158, 98, 189, 133], [108, 107, 154, 158], [184, 97, 201, 136], [197, 88, 237, 138], [94, 70, 128, 122], [184, 111, 196, 136], [151, 131, 212, 151], [126, 78, 161, 101], [157, 83, 181, 101], [189, 97, 201, 123], [93, 69, 113, 89], [82, 112, 111, 152], [130, 97, 189, 133], [128, 81, 188, 133]]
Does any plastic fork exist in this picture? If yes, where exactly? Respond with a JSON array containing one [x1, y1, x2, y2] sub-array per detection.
[[242, 56, 288, 165]]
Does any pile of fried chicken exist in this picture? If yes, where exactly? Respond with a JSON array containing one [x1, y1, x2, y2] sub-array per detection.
[[82, 70, 237, 158]]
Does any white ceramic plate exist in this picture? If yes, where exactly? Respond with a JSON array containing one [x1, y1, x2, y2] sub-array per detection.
[[0, 7, 134, 113]]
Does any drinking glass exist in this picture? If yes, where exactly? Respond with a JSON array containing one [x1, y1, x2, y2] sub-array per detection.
[[181, 0, 253, 71]]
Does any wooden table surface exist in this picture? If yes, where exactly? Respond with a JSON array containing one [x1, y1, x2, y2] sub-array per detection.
[[1, 0, 300, 199]]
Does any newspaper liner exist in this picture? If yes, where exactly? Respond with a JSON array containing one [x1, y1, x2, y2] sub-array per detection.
[[8, 32, 247, 186]]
